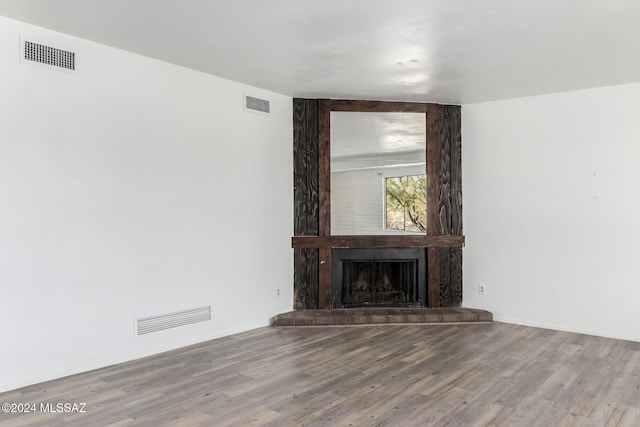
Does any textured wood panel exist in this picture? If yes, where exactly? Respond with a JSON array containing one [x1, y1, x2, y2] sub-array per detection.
[[436, 105, 463, 307], [293, 98, 319, 309], [450, 248, 463, 305], [318, 248, 331, 309], [317, 100, 332, 307], [447, 106, 463, 305], [426, 104, 441, 307], [426, 103, 441, 237], [291, 235, 464, 249], [448, 105, 463, 236], [6, 323, 639, 426], [293, 98, 319, 237], [293, 248, 318, 310], [438, 106, 453, 235], [427, 247, 441, 307], [439, 248, 452, 305], [318, 99, 331, 236], [437, 105, 453, 306]]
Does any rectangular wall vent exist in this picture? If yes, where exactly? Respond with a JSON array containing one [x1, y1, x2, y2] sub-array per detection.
[[136, 305, 211, 335], [245, 95, 270, 114], [24, 40, 75, 70]]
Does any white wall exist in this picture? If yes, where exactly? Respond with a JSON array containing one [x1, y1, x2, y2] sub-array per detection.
[[463, 82, 640, 342], [0, 16, 293, 392]]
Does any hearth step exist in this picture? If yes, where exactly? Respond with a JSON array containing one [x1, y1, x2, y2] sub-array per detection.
[[274, 308, 492, 327]]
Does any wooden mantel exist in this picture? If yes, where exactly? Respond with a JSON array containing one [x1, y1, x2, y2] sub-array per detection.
[[292, 98, 463, 311], [291, 235, 464, 249]]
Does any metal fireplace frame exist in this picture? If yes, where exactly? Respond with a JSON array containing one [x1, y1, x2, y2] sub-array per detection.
[[331, 248, 426, 308]]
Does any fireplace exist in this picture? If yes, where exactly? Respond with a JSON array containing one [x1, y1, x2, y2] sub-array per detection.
[[331, 248, 426, 308]]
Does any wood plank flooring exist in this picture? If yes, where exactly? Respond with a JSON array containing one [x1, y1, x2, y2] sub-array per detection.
[[1, 322, 639, 426]]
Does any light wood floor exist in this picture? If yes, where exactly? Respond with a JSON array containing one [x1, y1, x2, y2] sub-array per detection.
[[1, 323, 639, 426]]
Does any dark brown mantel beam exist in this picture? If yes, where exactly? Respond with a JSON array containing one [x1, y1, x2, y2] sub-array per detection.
[[291, 235, 464, 249], [330, 100, 432, 113]]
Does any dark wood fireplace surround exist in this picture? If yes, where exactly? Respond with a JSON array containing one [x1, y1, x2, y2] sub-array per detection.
[[292, 99, 463, 310]]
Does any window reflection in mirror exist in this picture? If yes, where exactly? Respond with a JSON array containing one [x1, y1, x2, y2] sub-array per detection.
[[330, 112, 426, 235]]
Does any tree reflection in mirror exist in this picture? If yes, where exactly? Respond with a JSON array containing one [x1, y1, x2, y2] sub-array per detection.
[[385, 174, 426, 232]]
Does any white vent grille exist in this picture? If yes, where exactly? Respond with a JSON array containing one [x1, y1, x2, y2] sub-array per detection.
[[24, 40, 75, 70], [136, 305, 211, 335], [245, 95, 270, 113]]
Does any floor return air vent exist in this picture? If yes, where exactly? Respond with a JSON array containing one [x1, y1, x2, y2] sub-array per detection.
[[136, 305, 211, 335]]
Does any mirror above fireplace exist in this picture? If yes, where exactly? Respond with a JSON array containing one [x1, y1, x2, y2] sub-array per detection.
[[330, 112, 427, 236]]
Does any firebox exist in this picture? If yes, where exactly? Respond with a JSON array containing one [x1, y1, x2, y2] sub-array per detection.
[[331, 248, 426, 308]]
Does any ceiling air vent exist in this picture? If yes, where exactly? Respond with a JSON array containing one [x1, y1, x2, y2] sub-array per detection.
[[23, 40, 75, 71], [245, 95, 270, 114], [136, 305, 211, 336]]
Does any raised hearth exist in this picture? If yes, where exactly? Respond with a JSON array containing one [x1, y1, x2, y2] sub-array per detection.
[[274, 308, 492, 327]]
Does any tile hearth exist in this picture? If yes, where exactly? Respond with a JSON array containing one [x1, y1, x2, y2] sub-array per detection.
[[274, 307, 492, 327]]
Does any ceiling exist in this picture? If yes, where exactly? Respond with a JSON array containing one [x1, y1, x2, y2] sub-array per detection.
[[1, 0, 640, 104]]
